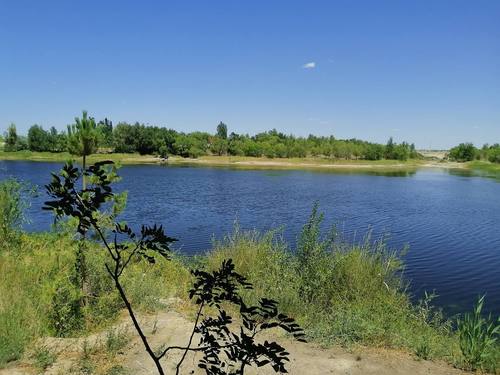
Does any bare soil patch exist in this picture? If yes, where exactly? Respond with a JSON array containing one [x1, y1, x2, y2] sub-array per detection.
[[0, 310, 469, 375]]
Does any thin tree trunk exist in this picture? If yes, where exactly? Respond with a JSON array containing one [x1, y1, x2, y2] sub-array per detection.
[[82, 154, 86, 190], [80, 153, 88, 305], [77, 239, 89, 307]]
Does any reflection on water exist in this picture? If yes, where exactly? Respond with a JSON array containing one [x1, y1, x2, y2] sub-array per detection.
[[447, 167, 500, 182], [1, 160, 499, 316]]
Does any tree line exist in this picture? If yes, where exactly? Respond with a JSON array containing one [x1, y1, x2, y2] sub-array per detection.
[[448, 143, 500, 163], [2, 112, 421, 161]]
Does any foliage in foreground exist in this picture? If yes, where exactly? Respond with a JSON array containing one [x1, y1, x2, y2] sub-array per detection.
[[42, 161, 304, 374]]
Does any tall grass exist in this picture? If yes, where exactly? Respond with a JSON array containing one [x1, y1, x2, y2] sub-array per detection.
[[0, 178, 30, 247], [207, 214, 455, 357], [0, 232, 189, 367], [458, 295, 500, 371], [0, 204, 498, 372]]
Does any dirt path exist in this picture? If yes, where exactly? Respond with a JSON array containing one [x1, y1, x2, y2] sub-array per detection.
[[0, 309, 469, 375]]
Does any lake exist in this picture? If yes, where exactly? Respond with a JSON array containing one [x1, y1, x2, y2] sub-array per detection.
[[1, 160, 499, 316]]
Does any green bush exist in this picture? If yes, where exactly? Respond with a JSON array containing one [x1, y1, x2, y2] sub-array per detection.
[[487, 146, 500, 163], [448, 143, 477, 162], [49, 275, 84, 337], [105, 328, 130, 355], [0, 301, 33, 365], [32, 345, 57, 372], [0, 179, 29, 247], [457, 295, 500, 370]]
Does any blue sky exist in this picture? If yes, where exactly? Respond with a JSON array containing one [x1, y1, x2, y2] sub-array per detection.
[[1, 1, 499, 149]]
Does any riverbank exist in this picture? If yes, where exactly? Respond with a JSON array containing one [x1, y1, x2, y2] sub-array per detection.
[[0, 150, 471, 172], [1, 225, 499, 373], [0, 309, 470, 375]]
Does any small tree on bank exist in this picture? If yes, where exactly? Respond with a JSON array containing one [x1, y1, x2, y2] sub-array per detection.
[[67, 111, 99, 190], [217, 121, 228, 140], [4, 123, 18, 152], [66, 111, 100, 308]]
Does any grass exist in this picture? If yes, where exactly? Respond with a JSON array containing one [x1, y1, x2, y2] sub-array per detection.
[[468, 160, 500, 176], [203, 223, 499, 372], [31, 345, 57, 372], [458, 296, 500, 371], [0, 217, 498, 372], [105, 328, 130, 356], [0, 231, 189, 368], [206, 226, 453, 350], [0, 150, 157, 165]]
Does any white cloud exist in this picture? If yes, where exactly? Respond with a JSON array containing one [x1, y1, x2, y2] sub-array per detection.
[[303, 62, 316, 69]]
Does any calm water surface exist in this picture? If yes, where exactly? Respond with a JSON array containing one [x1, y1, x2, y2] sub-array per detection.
[[1, 160, 499, 316]]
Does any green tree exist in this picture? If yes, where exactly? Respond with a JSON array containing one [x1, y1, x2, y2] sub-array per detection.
[[4, 123, 18, 152], [27, 124, 50, 152], [210, 137, 228, 156], [216, 121, 228, 139], [385, 137, 395, 159], [0, 179, 29, 247], [67, 111, 99, 189], [135, 124, 156, 155], [158, 142, 169, 159], [448, 143, 477, 162], [242, 140, 263, 157], [113, 122, 137, 153], [97, 118, 113, 148], [66, 111, 101, 310], [487, 145, 500, 163], [364, 144, 384, 160], [409, 143, 418, 158], [393, 143, 410, 161], [173, 134, 193, 157], [48, 126, 67, 152]]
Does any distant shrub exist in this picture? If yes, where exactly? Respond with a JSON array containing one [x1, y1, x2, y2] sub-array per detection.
[[487, 145, 500, 163], [448, 143, 477, 162]]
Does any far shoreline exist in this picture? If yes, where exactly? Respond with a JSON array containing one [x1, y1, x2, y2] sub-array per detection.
[[1, 150, 497, 175]]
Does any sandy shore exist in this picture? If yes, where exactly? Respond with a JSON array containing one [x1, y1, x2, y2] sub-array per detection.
[[0, 308, 468, 375], [0, 151, 468, 171]]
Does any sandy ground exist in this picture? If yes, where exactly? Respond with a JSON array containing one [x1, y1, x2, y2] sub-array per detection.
[[418, 151, 448, 160], [166, 157, 466, 171], [1, 152, 467, 171], [0, 309, 469, 375]]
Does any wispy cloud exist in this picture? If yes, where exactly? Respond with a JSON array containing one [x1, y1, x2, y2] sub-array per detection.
[[303, 62, 316, 69]]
